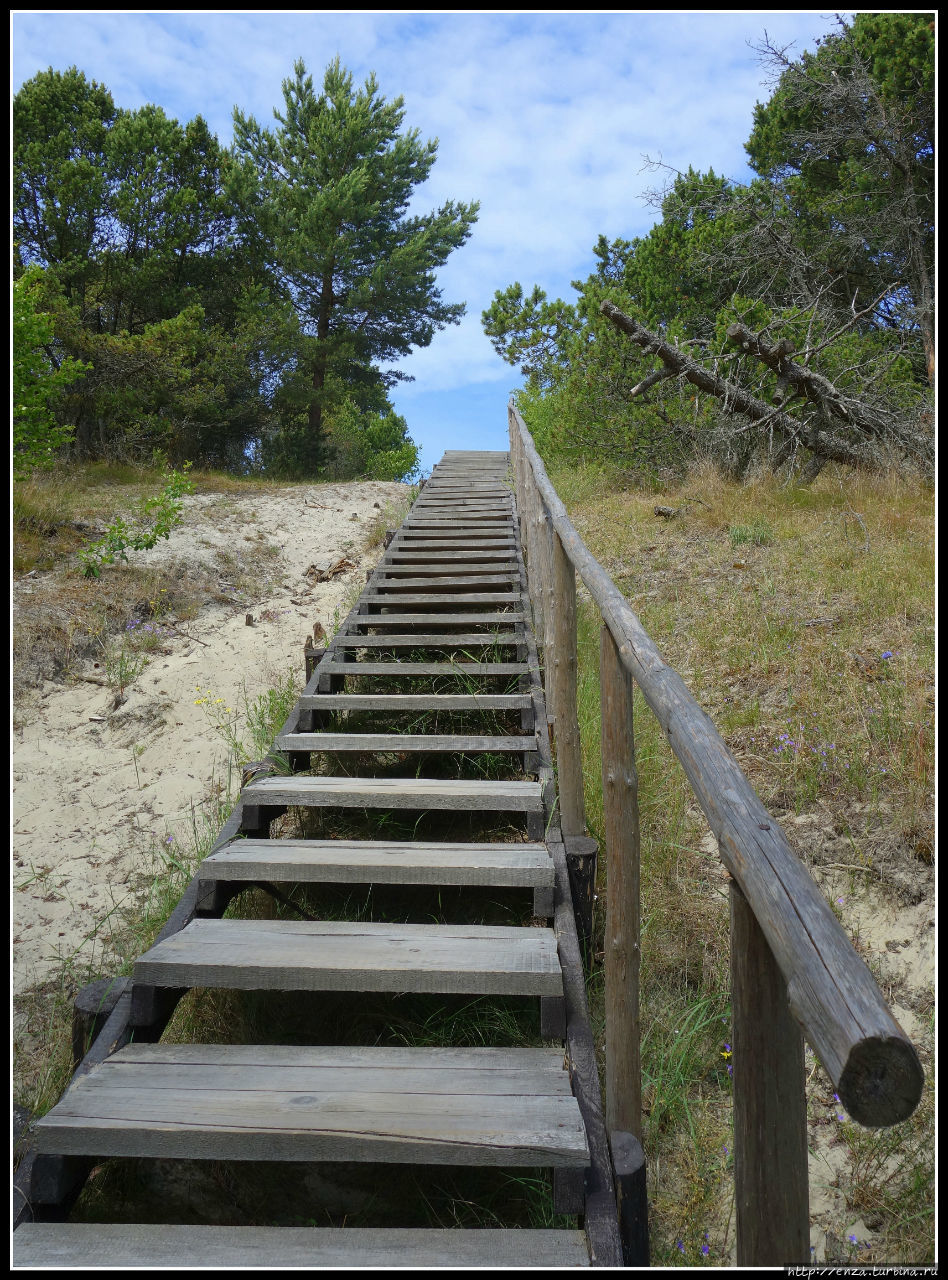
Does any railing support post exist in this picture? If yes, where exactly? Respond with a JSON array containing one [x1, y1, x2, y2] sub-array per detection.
[[527, 469, 546, 647], [600, 626, 643, 1139], [598, 624, 642, 1126], [611, 1129, 650, 1265], [601, 625, 647, 1264], [730, 879, 810, 1265], [549, 529, 585, 840]]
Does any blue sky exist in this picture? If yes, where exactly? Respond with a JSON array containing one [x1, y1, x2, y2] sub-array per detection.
[[12, 10, 845, 472]]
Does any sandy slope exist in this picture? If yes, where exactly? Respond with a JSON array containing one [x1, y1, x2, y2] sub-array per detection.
[[11, 480, 409, 995]]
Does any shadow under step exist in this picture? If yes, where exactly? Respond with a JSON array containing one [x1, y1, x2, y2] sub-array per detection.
[[316, 661, 528, 677], [331, 633, 524, 648], [275, 732, 536, 753], [13, 1224, 590, 1268], [33, 1044, 590, 1166]]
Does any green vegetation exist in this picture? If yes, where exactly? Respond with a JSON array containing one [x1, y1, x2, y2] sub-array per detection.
[[554, 457, 934, 1264], [230, 57, 477, 476], [78, 464, 195, 576], [14, 56, 477, 480], [13, 266, 89, 476], [484, 14, 934, 483]]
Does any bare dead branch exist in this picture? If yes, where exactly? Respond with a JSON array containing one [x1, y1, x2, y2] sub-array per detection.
[[628, 368, 674, 401]]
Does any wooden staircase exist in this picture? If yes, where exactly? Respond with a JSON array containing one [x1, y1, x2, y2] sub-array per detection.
[[15, 451, 617, 1267]]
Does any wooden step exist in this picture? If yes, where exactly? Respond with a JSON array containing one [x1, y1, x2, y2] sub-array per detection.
[[276, 732, 535, 752], [421, 487, 511, 497], [199, 837, 553, 889], [33, 1043, 589, 1166], [368, 574, 520, 589], [403, 522, 513, 532], [241, 776, 543, 812], [361, 594, 523, 607], [13, 1224, 590, 1268], [388, 537, 517, 548], [376, 564, 518, 577], [413, 499, 512, 509], [344, 613, 527, 629], [383, 551, 519, 562], [298, 691, 532, 711], [332, 633, 523, 648], [133, 919, 563, 996]]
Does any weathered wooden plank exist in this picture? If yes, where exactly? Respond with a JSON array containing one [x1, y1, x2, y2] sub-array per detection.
[[241, 776, 543, 811], [34, 1045, 590, 1166], [418, 489, 511, 498], [403, 521, 514, 531], [92, 1042, 570, 1069], [369, 574, 520, 588], [345, 613, 526, 628], [412, 503, 513, 512], [12, 1225, 591, 1268], [332, 634, 523, 648], [275, 732, 536, 752], [199, 838, 553, 887], [388, 538, 517, 549], [362, 593, 523, 605], [384, 550, 519, 561], [378, 562, 518, 575], [296, 693, 531, 711], [134, 919, 563, 995]]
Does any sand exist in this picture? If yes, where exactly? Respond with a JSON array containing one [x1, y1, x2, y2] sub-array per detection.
[[12, 480, 410, 996]]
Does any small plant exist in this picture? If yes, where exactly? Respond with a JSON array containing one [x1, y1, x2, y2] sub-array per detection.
[[79, 463, 194, 577], [729, 518, 774, 548], [194, 673, 298, 769], [101, 637, 148, 699]]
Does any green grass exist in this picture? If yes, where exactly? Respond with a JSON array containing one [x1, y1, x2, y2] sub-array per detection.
[[550, 456, 934, 1265]]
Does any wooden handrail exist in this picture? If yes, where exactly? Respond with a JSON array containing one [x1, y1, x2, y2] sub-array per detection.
[[510, 400, 922, 1263], [509, 401, 922, 1127]]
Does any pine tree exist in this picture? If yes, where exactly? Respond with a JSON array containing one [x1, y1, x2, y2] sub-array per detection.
[[231, 57, 479, 472]]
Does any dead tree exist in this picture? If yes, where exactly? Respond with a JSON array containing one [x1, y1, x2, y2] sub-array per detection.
[[600, 301, 933, 482]]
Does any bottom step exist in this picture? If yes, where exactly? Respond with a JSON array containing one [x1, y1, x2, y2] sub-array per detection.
[[13, 1224, 590, 1267]]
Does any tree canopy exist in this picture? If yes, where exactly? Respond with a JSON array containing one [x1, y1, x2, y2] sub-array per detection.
[[483, 14, 934, 482], [230, 57, 478, 473], [13, 57, 476, 480]]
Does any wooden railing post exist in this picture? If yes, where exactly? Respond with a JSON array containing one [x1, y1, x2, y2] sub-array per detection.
[[601, 624, 647, 1263], [600, 625, 642, 1135], [548, 531, 584, 838], [528, 469, 546, 647], [730, 879, 809, 1265]]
